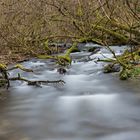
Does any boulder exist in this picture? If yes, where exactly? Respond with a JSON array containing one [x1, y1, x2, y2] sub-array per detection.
[[104, 64, 121, 73], [57, 67, 67, 74]]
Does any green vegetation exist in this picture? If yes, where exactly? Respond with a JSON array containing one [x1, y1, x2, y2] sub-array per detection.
[[38, 42, 78, 66], [0, 0, 140, 88], [102, 47, 140, 80]]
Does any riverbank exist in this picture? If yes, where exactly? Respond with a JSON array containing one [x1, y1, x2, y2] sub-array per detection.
[[0, 53, 29, 65], [0, 43, 69, 65], [0, 46, 44, 65]]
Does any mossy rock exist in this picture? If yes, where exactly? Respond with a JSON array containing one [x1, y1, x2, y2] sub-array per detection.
[[119, 68, 132, 80], [120, 66, 140, 80], [104, 64, 120, 73], [57, 55, 72, 66]]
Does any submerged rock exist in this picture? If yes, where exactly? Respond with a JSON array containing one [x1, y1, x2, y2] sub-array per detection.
[[57, 67, 67, 74]]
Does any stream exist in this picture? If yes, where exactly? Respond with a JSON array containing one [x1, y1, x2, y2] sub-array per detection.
[[0, 44, 140, 140]]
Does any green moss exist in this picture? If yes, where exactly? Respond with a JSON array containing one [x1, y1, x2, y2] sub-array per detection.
[[130, 67, 140, 77], [44, 40, 52, 54], [66, 42, 78, 56], [14, 64, 33, 72], [119, 68, 131, 80], [56, 55, 72, 66], [119, 67, 140, 80], [96, 25, 129, 43], [0, 63, 7, 70], [38, 55, 54, 59], [38, 42, 78, 66]]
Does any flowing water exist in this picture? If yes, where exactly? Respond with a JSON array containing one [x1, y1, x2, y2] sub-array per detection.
[[0, 45, 140, 140]]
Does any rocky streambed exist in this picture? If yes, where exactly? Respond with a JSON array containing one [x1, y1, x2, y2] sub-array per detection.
[[0, 44, 140, 140]]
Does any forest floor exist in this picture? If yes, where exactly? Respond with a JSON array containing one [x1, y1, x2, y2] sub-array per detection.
[[0, 52, 30, 65], [0, 45, 66, 65], [0, 47, 45, 65]]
